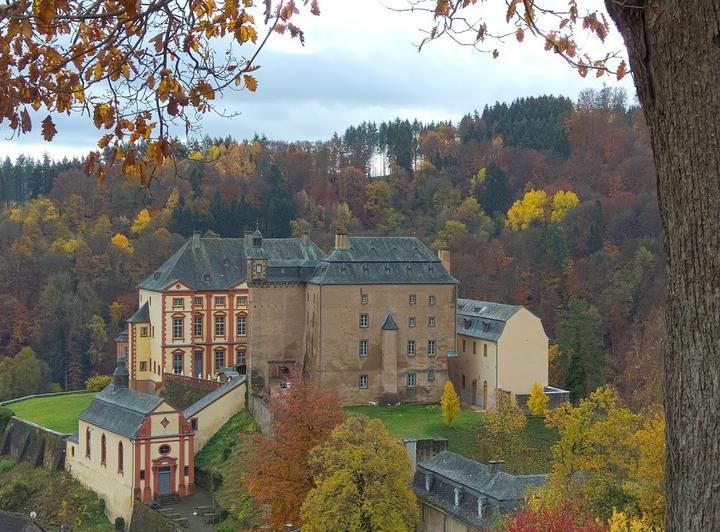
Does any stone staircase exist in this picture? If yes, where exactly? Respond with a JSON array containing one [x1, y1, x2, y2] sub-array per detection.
[[157, 499, 188, 528]]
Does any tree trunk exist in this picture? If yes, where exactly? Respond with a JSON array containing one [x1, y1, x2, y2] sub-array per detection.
[[605, 1, 720, 529]]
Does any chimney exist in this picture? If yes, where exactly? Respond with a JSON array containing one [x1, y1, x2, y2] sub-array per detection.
[[335, 232, 350, 250], [113, 357, 130, 388], [488, 459, 505, 474], [438, 248, 451, 274]]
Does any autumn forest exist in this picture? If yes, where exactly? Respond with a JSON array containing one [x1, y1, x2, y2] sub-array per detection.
[[0, 87, 662, 409]]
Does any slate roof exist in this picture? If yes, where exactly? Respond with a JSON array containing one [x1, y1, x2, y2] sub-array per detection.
[[413, 451, 546, 529], [79, 384, 164, 438], [307, 237, 456, 285], [184, 375, 246, 419], [115, 330, 128, 342], [382, 313, 399, 330], [456, 298, 522, 341], [137, 236, 325, 291], [127, 302, 150, 323]]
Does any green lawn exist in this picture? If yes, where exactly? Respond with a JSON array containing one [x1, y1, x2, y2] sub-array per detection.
[[8, 393, 96, 434], [347, 404, 558, 474]]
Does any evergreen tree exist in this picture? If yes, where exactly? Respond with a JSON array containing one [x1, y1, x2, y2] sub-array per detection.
[[479, 163, 510, 215]]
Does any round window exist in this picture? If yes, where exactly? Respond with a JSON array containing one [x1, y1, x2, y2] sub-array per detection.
[[159, 444, 171, 455]]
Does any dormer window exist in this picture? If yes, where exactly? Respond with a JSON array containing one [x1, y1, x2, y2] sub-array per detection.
[[464, 319, 472, 329], [255, 264, 262, 274], [482, 321, 490, 332], [424, 474, 434, 492], [477, 496, 486, 518], [204, 273, 211, 284], [454, 487, 463, 507]]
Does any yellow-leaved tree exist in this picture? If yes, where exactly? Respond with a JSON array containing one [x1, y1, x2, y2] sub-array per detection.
[[131, 208, 153, 234], [533, 386, 664, 527], [550, 191, 581, 221], [110, 233, 133, 254], [527, 382, 549, 417], [301, 415, 417, 532], [506, 189, 548, 230], [440, 380, 461, 427], [477, 397, 527, 467]]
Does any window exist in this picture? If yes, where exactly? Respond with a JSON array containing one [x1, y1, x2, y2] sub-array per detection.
[[462, 374, 466, 389], [429, 295, 436, 305], [237, 296, 248, 306], [194, 296, 203, 306], [194, 315, 203, 337], [140, 470, 145, 480], [184, 465, 189, 476], [85, 428, 91, 459], [101, 434, 106, 466], [407, 340, 416, 356], [172, 297, 184, 308], [191, 419, 198, 431], [428, 369, 436, 382], [159, 444, 171, 455], [428, 340, 436, 357], [359, 374, 368, 389], [214, 296, 226, 306], [172, 318, 183, 340], [215, 350, 225, 371], [408, 317, 416, 328], [140, 327, 148, 337], [359, 339, 369, 357], [428, 317, 436, 327], [407, 373, 416, 388], [361, 293, 368, 305], [409, 294, 417, 305], [462, 339, 466, 352], [360, 314, 369, 328], [173, 353, 183, 374], [118, 442, 124, 474], [214, 315, 225, 337], [237, 351, 246, 366], [236, 315, 247, 336], [71, 446, 74, 457], [139, 361, 147, 371], [484, 344, 488, 357], [255, 264, 262, 273], [194, 351, 203, 377], [473, 342, 477, 355]]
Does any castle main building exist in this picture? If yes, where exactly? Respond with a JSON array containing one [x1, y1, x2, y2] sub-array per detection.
[[125, 230, 457, 405]]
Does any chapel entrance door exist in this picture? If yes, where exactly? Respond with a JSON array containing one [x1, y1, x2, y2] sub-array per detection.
[[158, 467, 172, 495]]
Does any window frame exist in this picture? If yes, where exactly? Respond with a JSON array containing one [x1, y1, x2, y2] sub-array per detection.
[[359, 374, 369, 389], [407, 340, 416, 357], [173, 352, 183, 374], [361, 293, 368, 305], [214, 349, 225, 371], [407, 372, 416, 388], [428, 316, 436, 327], [237, 296, 248, 306], [429, 295, 436, 305], [409, 294, 417, 305], [237, 350, 246, 366], [193, 296, 203, 306], [359, 339, 369, 357], [236, 314, 247, 337], [118, 441, 124, 474], [193, 315, 203, 337], [427, 369, 436, 382], [408, 316, 416, 328], [214, 296, 226, 307], [214, 315, 226, 337], [428, 340, 436, 357], [359, 314, 369, 328], [139, 361, 147, 371], [140, 327, 148, 337], [172, 317, 184, 340], [172, 297, 184, 308]]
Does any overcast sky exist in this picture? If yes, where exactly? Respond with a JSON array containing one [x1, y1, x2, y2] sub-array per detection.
[[0, 0, 634, 160]]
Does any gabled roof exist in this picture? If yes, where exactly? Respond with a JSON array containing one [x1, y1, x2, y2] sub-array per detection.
[[456, 299, 522, 342], [79, 384, 165, 438], [127, 302, 150, 323], [137, 236, 325, 290], [382, 313, 399, 331], [307, 237, 456, 285], [413, 451, 546, 529]]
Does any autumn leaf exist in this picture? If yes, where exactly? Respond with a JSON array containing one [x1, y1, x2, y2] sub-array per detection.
[[41, 116, 57, 141], [617, 60, 627, 81], [244, 74, 258, 92], [516, 27, 524, 42]]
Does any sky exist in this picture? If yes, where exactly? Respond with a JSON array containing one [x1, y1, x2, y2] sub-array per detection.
[[0, 0, 634, 160]]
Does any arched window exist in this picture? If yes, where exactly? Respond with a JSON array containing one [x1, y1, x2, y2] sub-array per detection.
[[101, 434, 107, 466], [85, 428, 91, 459], [118, 442, 124, 474]]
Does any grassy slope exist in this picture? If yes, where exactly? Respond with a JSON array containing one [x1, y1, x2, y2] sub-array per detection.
[[195, 411, 260, 531], [347, 404, 557, 474], [9, 393, 96, 434], [0, 457, 110, 531]]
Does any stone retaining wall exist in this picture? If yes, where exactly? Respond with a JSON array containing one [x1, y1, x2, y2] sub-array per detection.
[[0, 417, 66, 470]]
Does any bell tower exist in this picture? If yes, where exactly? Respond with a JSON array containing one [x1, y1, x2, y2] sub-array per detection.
[[247, 224, 267, 283]]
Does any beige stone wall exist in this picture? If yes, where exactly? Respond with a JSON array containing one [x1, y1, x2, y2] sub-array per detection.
[[497, 308, 548, 395], [451, 334, 499, 409], [418, 502, 470, 532], [187, 381, 247, 451], [248, 283, 307, 392], [65, 421, 135, 524], [310, 283, 455, 405]]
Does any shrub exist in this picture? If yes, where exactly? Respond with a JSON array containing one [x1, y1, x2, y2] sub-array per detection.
[[86, 375, 112, 392], [115, 516, 126, 530], [0, 406, 14, 432]]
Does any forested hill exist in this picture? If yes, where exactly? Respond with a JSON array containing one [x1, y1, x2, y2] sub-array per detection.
[[0, 87, 663, 408]]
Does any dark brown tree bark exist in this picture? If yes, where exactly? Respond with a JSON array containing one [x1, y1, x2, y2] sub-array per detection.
[[605, 1, 720, 529]]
